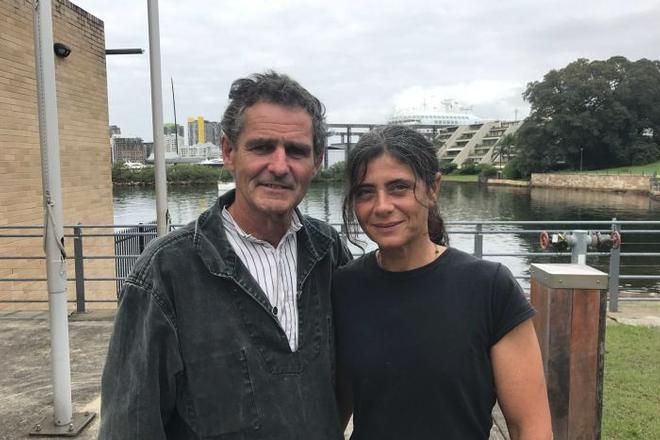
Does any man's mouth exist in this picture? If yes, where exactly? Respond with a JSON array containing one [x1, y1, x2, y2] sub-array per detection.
[[259, 182, 292, 190]]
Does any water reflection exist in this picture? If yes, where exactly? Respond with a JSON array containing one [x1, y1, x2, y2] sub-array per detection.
[[113, 182, 660, 295]]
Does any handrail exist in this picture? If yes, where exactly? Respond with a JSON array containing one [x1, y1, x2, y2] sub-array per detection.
[[1, 220, 659, 312]]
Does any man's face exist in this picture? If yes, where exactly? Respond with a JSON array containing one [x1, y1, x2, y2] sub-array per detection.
[[222, 101, 319, 222]]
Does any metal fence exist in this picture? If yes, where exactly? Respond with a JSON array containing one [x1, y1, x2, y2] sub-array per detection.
[[1, 220, 659, 313]]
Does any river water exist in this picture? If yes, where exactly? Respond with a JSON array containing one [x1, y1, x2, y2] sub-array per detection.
[[113, 182, 660, 295]]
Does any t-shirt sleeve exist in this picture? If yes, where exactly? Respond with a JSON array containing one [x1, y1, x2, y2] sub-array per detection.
[[489, 263, 536, 346]]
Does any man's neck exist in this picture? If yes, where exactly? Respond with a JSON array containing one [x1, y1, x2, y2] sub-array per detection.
[[227, 204, 293, 247]]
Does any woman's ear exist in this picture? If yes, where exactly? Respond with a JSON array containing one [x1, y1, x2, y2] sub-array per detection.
[[427, 172, 442, 204]]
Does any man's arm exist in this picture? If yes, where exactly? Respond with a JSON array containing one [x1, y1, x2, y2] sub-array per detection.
[[491, 318, 552, 440], [99, 283, 183, 439]]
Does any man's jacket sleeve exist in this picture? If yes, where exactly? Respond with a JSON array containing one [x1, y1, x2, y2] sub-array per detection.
[[99, 282, 183, 439]]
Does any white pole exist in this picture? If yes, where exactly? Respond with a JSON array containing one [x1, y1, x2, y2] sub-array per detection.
[[32, 0, 73, 426], [147, 0, 169, 236]]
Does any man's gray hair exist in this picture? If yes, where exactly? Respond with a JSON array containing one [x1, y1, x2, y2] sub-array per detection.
[[221, 71, 327, 161]]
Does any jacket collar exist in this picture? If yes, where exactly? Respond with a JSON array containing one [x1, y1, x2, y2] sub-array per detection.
[[192, 190, 332, 287]]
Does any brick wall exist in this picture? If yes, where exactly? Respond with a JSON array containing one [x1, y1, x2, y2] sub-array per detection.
[[0, 0, 116, 309]]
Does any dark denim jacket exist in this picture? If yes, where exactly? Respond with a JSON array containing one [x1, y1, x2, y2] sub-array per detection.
[[99, 191, 351, 439]]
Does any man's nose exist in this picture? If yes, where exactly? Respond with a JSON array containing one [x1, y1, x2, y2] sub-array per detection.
[[268, 146, 288, 176]]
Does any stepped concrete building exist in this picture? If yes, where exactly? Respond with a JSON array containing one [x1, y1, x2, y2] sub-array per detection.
[[0, 0, 115, 309], [436, 120, 522, 168]]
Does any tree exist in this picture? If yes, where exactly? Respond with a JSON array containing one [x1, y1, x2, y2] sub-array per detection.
[[496, 133, 516, 169], [516, 57, 660, 176]]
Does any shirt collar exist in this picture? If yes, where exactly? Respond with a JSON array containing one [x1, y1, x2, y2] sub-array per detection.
[[222, 206, 302, 244]]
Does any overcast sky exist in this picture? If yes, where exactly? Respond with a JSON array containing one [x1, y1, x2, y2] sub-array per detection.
[[74, 0, 660, 141]]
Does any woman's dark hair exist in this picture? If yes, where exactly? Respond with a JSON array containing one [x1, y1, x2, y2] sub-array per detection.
[[342, 125, 449, 248]]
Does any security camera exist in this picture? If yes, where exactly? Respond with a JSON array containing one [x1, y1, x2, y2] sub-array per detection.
[[53, 43, 71, 58]]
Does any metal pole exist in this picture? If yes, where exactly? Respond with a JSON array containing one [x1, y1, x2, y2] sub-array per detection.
[[474, 223, 483, 258], [32, 0, 72, 427], [571, 230, 589, 265], [609, 218, 621, 312], [73, 225, 86, 313], [147, 0, 169, 236], [171, 77, 179, 156]]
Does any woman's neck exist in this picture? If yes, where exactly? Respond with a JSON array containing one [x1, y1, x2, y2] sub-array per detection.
[[377, 240, 446, 272]]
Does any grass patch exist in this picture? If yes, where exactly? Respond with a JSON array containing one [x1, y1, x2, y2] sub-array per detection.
[[584, 160, 660, 176], [602, 323, 660, 439], [442, 174, 479, 182]]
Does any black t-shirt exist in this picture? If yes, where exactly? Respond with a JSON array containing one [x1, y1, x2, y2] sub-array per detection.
[[332, 247, 535, 440]]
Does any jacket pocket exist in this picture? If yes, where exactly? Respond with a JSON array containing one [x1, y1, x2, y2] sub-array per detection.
[[185, 349, 260, 437]]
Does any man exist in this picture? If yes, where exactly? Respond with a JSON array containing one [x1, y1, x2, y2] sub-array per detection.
[[100, 72, 351, 439]]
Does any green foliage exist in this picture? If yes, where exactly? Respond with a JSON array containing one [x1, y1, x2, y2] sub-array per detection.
[[458, 163, 480, 175], [502, 157, 525, 179], [476, 163, 497, 177], [314, 161, 345, 182], [517, 57, 660, 175], [112, 163, 226, 184], [439, 161, 458, 174]]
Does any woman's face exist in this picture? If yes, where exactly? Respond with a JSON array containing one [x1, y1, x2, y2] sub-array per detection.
[[353, 153, 439, 251]]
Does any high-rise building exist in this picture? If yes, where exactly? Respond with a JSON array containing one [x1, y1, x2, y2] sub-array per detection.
[[111, 135, 145, 163], [163, 123, 183, 153], [436, 120, 522, 168], [187, 116, 221, 146]]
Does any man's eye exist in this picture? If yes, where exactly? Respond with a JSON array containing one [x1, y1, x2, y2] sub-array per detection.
[[251, 144, 271, 153], [287, 147, 309, 158]]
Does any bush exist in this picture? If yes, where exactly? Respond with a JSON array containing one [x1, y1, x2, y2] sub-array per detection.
[[112, 163, 225, 184], [458, 163, 479, 175], [503, 158, 524, 180], [439, 162, 457, 174], [477, 163, 497, 177], [314, 161, 345, 182]]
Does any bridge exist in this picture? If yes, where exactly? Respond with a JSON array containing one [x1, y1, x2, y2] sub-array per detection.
[[323, 123, 448, 167]]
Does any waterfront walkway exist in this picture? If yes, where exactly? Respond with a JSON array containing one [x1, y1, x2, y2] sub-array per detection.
[[1, 304, 658, 440]]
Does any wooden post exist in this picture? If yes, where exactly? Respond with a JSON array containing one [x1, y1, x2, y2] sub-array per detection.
[[530, 263, 608, 440]]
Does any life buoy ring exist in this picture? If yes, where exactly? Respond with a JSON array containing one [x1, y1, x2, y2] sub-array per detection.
[[611, 230, 622, 249]]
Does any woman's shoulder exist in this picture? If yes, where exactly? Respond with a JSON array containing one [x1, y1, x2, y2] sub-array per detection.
[[335, 252, 374, 279]]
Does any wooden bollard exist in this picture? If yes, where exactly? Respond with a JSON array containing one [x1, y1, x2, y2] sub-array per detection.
[[530, 263, 608, 440]]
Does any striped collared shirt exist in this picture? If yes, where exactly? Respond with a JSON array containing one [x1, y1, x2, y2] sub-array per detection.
[[222, 207, 302, 351]]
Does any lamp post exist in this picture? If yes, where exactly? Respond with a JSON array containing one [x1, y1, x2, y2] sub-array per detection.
[[580, 147, 584, 172]]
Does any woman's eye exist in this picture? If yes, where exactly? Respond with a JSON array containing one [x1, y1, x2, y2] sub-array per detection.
[[355, 188, 374, 200], [390, 183, 410, 193]]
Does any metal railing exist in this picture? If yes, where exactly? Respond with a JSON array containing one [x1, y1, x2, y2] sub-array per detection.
[[1, 219, 659, 313]]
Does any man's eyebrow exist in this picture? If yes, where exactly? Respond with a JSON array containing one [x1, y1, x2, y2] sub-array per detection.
[[283, 141, 313, 151], [244, 137, 276, 147]]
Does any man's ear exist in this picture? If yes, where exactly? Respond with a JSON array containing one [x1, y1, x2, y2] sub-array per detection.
[[221, 136, 235, 172]]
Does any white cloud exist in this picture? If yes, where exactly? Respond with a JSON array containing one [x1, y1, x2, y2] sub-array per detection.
[[73, 0, 660, 139]]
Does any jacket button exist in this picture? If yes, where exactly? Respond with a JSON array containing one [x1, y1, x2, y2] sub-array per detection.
[[272, 306, 278, 315]]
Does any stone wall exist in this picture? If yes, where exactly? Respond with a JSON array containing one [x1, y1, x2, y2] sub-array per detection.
[[0, 0, 116, 309], [531, 173, 651, 193]]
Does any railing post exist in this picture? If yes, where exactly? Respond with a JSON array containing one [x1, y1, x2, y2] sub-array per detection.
[[530, 263, 608, 440], [608, 218, 620, 313], [474, 223, 483, 258], [73, 224, 86, 314], [138, 222, 146, 253], [340, 223, 348, 247]]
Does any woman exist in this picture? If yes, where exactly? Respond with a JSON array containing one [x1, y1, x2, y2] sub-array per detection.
[[333, 125, 552, 439]]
